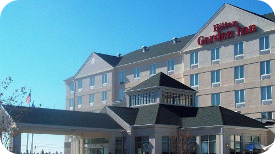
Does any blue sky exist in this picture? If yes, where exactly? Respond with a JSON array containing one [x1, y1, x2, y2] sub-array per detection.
[[0, 0, 273, 153]]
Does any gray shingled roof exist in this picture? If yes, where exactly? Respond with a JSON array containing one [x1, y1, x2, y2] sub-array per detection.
[[108, 104, 267, 129], [262, 12, 275, 22], [128, 72, 195, 92], [3, 105, 123, 129], [95, 52, 122, 67], [117, 34, 195, 66]]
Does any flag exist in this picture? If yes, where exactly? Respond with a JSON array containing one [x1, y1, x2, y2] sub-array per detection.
[[25, 90, 31, 105]]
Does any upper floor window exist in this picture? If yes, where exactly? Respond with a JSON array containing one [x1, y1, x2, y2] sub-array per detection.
[[78, 79, 82, 90], [119, 89, 125, 101], [261, 86, 272, 105], [234, 65, 244, 84], [235, 90, 245, 108], [167, 59, 175, 74], [234, 42, 244, 60], [211, 48, 220, 64], [190, 74, 199, 90], [69, 99, 74, 108], [119, 71, 125, 83], [134, 67, 140, 79], [90, 94, 94, 106], [69, 83, 74, 92], [260, 61, 271, 80], [211, 70, 220, 87], [260, 36, 270, 52], [102, 91, 107, 103], [90, 76, 95, 88], [102, 74, 107, 86], [190, 52, 198, 69], [77, 96, 82, 108], [150, 63, 157, 76], [211, 93, 220, 106]]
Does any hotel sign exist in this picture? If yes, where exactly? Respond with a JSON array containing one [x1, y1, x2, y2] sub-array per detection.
[[197, 21, 257, 45]]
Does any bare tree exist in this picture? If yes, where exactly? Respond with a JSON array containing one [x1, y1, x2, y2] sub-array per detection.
[[169, 128, 196, 154], [0, 77, 27, 151]]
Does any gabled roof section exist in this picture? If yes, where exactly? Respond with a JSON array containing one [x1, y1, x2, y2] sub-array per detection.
[[128, 72, 195, 92], [3, 105, 123, 129], [95, 52, 122, 67], [108, 104, 267, 129], [117, 34, 194, 66], [181, 3, 275, 52], [262, 12, 275, 22]]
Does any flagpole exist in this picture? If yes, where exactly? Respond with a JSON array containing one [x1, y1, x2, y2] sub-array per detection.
[[26, 88, 31, 154]]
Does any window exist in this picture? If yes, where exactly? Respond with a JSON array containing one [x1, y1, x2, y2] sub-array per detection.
[[190, 74, 199, 89], [211, 70, 220, 87], [77, 96, 82, 107], [90, 76, 95, 88], [102, 74, 107, 86], [260, 36, 270, 52], [230, 135, 242, 154], [167, 59, 175, 74], [201, 135, 216, 154], [115, 137, 126, 154], [102, 91, 107, 103], [69, 99, 74, 109], [261, 86, 272, 105], [162, 136, 175, 154], [190, 52, 198, 69], [260, 61, 271, 80], [135, 136, 149, 154], [234, 42, 244, 60], [78, 79, 82, 89], [234, 65, 244, 84], [261, 112, 273, 120], [211, 48, 220, 64], [195, 96, 199, 107], [235, 90, 245, 108], [119, 71, 125, 83], [211, 93, 220, 106], [69, 83, 74, 92], [89, 94, 94, 106], [150, 63, 157, 76], [134, 67, 140, 79], [119, 89, 125, 101]]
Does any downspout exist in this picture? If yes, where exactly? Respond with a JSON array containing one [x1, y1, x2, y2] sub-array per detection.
[[220, 127, 223, 154], [129, 125, 133, 154]]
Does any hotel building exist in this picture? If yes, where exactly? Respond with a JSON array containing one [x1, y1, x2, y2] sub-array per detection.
[[61, 3, 275, 154]]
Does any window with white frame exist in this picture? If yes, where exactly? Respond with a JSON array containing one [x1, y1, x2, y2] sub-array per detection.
[[190, 52, 198, 68], [119, 89, 125, 101], [261, 112, 273, 120], [167, 59, 175, 73], [260, 36, 270, 51], [235, 90, 245, 108], [234, 42, 244, 59], [211, 48, 220, 64], [190, 74, 199, 89], [134, 67, 140, 79], [69, 99, 74, 108], [211, 93, 220, 106], [102, 91, 107, 103], [77, 96, 82, 107], [119, 71, 125, 83], [89, 94, 94, 106], [261, 86, 272, 104], [78, 79, 82, 89], [90, 76, 95, 88], [69, 83, 74, 92], [211, 70, 220, 87], [102, 74, 107, 86], [260, 61, 271, 80], [234, 65, 244, 84], [201, 135, 216, 154], [150, 63, 157, 76]]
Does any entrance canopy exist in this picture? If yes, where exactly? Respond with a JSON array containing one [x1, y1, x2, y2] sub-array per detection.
[[1, 105, 124, 136]]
